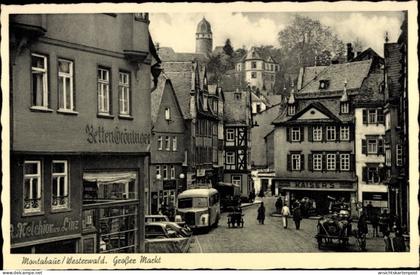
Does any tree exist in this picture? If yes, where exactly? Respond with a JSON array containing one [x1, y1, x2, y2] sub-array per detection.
[[223, 39, 234, 57], [207, 53, 233, 84], [278, 15, 346, 73]]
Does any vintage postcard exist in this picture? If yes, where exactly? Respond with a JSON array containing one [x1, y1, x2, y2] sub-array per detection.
[[1, 1, 419, 270]]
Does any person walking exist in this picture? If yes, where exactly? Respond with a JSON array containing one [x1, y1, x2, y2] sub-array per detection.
[[257, 202, 266, 225], [275, 196, 283, 214], [358, 211, 369, 251], [370, 211, 379, 237], [281, 204, 290, 229], [292, 203, 302, 230], [379, 209, 390, 237]]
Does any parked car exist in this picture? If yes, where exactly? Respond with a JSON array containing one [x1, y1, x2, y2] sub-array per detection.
[[145, 215, 170, 223], [145, 222, 192, 253], [145, 215, 190, 235]]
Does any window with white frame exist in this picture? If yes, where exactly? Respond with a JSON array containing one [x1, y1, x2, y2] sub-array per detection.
[[396, 144, 403, 166], [226, 152, 235, 164], [288, 105, 295, 116], [156, 165, 161, 177], [326, 154, 336, 170], [385, 112, 391, 130], [162, 165, 168, 179], [368, 109, 377, 124], [340, 126, 350, 141], [326, 126, 336, 141], [165, 136, 171, 151], [118, 72, 130, 115], [313, 154, 322, 171], [340, 154, 350, 171], [340, 102, 349, 114], [226, 129, 235, 141], [97, 68, 110, 114], [291, 154, 301, 171], [31, 54, 49, 108], [157, 136, 163, 150], [58, 59, 74, 111], [172, 137, 177, 151], [23, 161, 42, 213], [367, 139, 378, 154], [170, 165, 175, 179], [52, 160, 69, 210], [291, 127, 301, 142], [165, 107, 171, 120], [313, 126, 322, 141], [367, 167, 380, 183], [385, 149, 391, 166]]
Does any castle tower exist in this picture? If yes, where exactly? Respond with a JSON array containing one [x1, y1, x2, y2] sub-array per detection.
[[195, 17, 213, 55]]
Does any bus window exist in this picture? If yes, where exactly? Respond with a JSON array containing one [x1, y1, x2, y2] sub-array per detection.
[[178, 197, 208, 208], [178, 198, 193, 209]]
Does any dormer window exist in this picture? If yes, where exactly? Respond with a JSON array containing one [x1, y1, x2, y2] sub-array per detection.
[[341, 102, 349, 114], [288, 104, 296, 116], [203, 94, 208, 111], [165, 107, 171, 120], [319, 80, 329, 89]]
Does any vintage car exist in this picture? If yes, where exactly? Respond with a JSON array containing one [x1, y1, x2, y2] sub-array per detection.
[[145, 215, 191, 237], [315, 209, 353, 249], [145, 222, 192, 253]]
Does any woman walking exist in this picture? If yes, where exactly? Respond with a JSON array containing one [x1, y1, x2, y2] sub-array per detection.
[[257, 202, 266, 225]]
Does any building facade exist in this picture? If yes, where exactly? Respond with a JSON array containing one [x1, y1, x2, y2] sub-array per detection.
[[272, 60, 377, 215], [10, 13, 160, 253], [223, 90, 253, 196], [150, 74, 187, 214]]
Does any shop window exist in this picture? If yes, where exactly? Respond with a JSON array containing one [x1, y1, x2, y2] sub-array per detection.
[[340, 154, 350, 171], [326, 154, 336, 171], [326, 126, 336, 141], [313, 126, 322, 141], [340, 126, 350, 141], [52, 160, 69, 210], [23, 161, 42, 214], [58, 59, 74, 111], [31, 53, 49, 108], [165, 136, 171, 151], [97, 67, 111, 115], [172, 137, 177, 151], [157, 136, 163, 151], [313, 154, 322, 171], [118, 72, 130, 116]]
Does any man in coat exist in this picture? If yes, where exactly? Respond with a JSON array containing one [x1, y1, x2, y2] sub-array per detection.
[[292, 203, 303, 230]]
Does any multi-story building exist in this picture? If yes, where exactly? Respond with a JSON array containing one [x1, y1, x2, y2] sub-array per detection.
[[383, 13, 409, 229], [235, 47, 280, 94], [223, 90, 253, 196], [271, 60, 377, 215], [9, 13, 160, 253], [150, 73, 186, 214]]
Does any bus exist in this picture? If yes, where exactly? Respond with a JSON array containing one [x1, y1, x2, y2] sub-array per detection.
[[176, 188, 220, 229]]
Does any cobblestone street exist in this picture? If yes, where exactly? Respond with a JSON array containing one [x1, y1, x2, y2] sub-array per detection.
[[189, 196, 386, 253]]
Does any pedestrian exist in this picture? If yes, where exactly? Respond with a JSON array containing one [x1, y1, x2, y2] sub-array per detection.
[[275, 196, 283, 214], [292, 203, 302, 230], [392, 230, 407, 252], [379, 209, 390, 236], [281, 204, 290, 229], [365, 201, 373, 220], [383, 230, 393, 252], [358, 211, 369, 251], [257, 202, 266, 225], [370, 211, 379, 237]]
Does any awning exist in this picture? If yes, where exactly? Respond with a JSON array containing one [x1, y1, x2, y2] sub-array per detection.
[[83, 172, 137, 184]]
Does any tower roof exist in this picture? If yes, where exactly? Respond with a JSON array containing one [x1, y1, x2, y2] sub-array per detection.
[[196, 17, 212, 34]]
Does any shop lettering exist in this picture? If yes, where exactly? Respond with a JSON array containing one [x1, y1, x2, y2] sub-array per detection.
[[291, 182, 335, 189], [85, 124, 150, 145], [11, 217, 79, 240]]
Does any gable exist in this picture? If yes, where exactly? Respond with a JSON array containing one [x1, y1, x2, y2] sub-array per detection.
[[296, 107, 330, 120]]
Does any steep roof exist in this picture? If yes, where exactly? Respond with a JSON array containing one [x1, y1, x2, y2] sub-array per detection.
[[220, 70, 247, 92], [245, 47, 264, 61], [353, 70, 385, 105], [158, 47, 207, 63], [384, 43, 403, 99], [196, 17, 212, 34], [151, 73, 167, 124], [298, 60, 372, 93]]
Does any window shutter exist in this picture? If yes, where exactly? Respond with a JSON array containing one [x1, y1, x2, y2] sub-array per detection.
[[362, 139, 367, 155], [300, 154, 305, 171], [287, 154, 291, 171], [322, 154, 327, 172], [286, 127, 290, 142], [350, 154, 355, 171], [377, 108, 384, 124], [350, 125, 355, 141], [336, 152, 340, 171], [362, 167, 367, 182], [300, 127, 304, 142], [379, 167, 386, 181], [308, 126, 313, 142], [336, 126, 340, 142], [322, 127, 327, 142], [308, 154, 313, 171], [362, 109, 367, 124], [378, 138, 384, 155]]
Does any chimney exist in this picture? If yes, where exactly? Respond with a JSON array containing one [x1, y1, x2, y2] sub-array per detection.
[[347, 43, 354, 62]]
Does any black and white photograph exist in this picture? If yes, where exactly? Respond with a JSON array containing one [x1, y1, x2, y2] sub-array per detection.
[[1, 1, 418, 270]]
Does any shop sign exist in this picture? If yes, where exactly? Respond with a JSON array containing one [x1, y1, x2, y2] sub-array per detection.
[[275, 180, 354, 190], [85, 124, 150, 145], [163, 180, 176, 190], [11, 217, 79, 240]]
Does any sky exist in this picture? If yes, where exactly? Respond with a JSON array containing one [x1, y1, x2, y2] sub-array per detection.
[[149, 11, 404, 56]]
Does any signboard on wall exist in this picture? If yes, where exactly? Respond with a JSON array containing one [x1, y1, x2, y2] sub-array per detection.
[[274, 179, 355, 191]]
